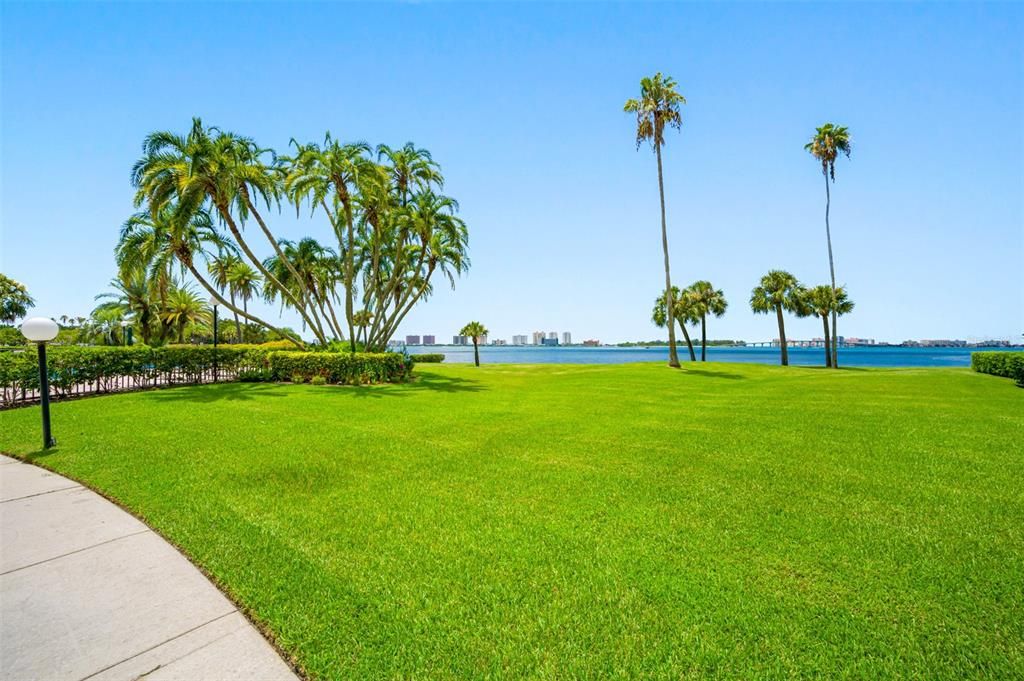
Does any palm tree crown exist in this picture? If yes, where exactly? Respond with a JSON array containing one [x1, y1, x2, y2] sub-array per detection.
[[623, 72, 686, 149], [805, 124, 852, 181]]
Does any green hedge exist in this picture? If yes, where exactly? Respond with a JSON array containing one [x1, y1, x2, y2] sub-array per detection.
[[0, 345, 411, 407], [268, 351, 411, 384], [410, 353, 445, 363], [971, 352, 1024, 386]]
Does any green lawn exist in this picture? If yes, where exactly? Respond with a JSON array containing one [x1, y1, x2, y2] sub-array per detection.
[[2, 363, 1022, 679]]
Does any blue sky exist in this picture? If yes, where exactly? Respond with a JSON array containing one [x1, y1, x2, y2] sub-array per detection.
[[2, 2, 1021, 343]]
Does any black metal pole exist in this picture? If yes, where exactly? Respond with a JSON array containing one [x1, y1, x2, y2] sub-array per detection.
[[212, 304, 218, 383], [37, 342, 55, 449], [127, 327, 133, 346]]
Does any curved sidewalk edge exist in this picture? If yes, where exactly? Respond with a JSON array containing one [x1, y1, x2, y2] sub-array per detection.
[[0, 454, 299, 681]]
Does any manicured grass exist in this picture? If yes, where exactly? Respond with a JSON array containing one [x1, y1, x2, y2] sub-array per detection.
[[2, 363, 1022, 679]]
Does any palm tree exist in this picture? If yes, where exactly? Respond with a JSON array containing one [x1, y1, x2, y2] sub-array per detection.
[[805, 123, 852, 368], [460, 321, 488, 367], [208, 254, 243, 342], [160, 286, 211, 344], [750, 270, 803, 366], [801, 285, 855, 368], [93, 269, 159, 345], [625, 72, 686, 368], [687, 281, 728, 362], [352, 309, 373, 346], [651, 286, 698, 362], [226, 261, 261, 342]]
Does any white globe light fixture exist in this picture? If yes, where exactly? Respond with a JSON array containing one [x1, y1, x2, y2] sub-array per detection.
[[20, 317, 59, 343], [20, 317, 59, 449]]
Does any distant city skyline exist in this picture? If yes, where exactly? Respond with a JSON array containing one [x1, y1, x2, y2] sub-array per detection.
[[2, 3, 1020, 344]]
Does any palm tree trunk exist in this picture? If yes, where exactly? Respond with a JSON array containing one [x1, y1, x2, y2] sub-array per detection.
[[824, 171, 839, 369], [655, 141, 680, 368], [343, 201, 357, 353], [184, 261, 304, 349], [213, 201, 324, 345], [230, 291, 242, 343], [473, 339, 480, 367], [776, 304, 789, 366], [678, 320, 696, 362], [700, 313, 707, 362], [822, 314, 832, 368]]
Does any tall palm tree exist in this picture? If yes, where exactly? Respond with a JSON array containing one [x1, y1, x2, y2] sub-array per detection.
[[750, 270, 803, 366], [208, 254, 243, 342], [652, 286, 698, 362], [805, 123, 852, 369], [801, 285, 855, 368], [226, 261, 261, 342], [460, 321, 488, 367], [625, 72, 686, 369], [687, 281, 728, 362]]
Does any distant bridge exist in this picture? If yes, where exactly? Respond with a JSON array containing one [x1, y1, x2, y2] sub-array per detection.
[[746, 339, 852, 348]]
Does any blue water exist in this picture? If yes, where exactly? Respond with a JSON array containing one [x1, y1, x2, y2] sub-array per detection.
[[411, 345, 1015, 367]]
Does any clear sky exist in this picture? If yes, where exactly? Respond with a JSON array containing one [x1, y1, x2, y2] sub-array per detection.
[[2, 2, 1021, 344]]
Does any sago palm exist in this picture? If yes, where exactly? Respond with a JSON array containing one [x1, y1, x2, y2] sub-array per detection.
[[805, 123, 852, 368], [625, 72, 686, 368], [750, 270, 803, 366], [687, 281, 728, 362], [460, 321, 488, 367]]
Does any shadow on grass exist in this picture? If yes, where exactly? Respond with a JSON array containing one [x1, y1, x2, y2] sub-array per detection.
[[142, 382, 292, 404], [682, 367, 746, 380], [345, 372, 487, 399]]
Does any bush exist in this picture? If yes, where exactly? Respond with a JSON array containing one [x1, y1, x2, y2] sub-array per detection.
[[309, 375, 327, 386], [268, 351, 412, 385], [971, 352, 1024, 386], [410, 353, 445, 363], [0, 345, 411, 407]]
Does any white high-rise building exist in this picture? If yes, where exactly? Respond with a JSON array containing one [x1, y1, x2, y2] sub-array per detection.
[[532, 331, 545, 345], [547, 331, 557, 340], [512, 335, 528, 346], [562, 332, 572, 345]]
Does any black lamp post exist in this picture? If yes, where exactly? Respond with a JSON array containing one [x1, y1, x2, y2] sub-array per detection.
[[212, 303, 219, 383], [21, 317, 59, 449], [121, 319, 133, 346]]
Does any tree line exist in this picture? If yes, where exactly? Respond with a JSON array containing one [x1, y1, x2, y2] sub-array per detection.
[[627, 73, 853, 369]]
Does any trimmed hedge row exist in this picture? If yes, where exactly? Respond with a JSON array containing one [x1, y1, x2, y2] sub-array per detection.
[[0, 345, 411, 407], [264, 351, 412, 384], [971, 352, 1024, 386], [410, 353, 445, 363]]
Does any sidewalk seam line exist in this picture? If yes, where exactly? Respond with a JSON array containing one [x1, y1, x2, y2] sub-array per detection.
[[77, 610, 240, 681], [1, 528, 153, 576], [0, 484, 83, 504]]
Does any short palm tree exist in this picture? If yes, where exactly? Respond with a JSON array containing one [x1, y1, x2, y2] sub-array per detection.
[[353, 309, 373, 346], [160, 286, 211, 344], [801, 285, 854, 367], [750, 270, 803, 366], [651, 286, 698, 362], [805, 123, 852, 368], [226, 261, 261, 342], [687, 281, 728, 362], [208, 254, 243, 342], [460, 321, 488, 367], [625, 72, 686, 368]]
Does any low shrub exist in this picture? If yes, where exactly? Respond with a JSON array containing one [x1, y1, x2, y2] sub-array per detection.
[[309, 375, 327, 386], [268, 351, 412, 385], [291, 373, 307, 384], [971, 352, 1024, 387], [237, 368, 272, 383], [410, 353, 445, 363]]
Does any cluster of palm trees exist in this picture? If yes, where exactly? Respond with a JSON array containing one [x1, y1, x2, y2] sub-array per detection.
[[627, 73, 854, 369], [651, 281, 727, 362], [120, 118, 470, 351], [750, 271, 853, 367]]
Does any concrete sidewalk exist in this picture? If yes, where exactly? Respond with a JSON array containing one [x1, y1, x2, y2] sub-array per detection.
[[1, 455, 298, 680]]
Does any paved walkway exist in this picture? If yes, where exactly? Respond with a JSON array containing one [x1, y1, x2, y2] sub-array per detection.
[[1, 455, 298, 680]]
